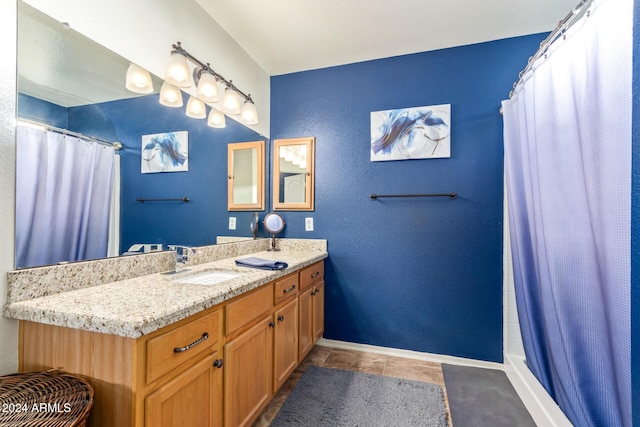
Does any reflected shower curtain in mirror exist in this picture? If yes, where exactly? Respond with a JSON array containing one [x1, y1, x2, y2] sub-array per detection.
[[502, 0, 631, 425], [16, 125, 115, 268]]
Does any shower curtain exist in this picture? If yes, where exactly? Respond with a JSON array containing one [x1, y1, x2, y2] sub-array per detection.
[[16, 125, 115, 268], [502, 0, 632, 425]]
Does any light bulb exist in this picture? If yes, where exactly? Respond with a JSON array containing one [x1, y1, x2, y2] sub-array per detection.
[[186, 96, 206, 119], [159, 82, 183, 107], [207, 108, 226, 128], [221, 87, 241, 115], [197, 71, 219, 103], [240, 100, 258, 125], [125, 63, 153, 94], [164, 51, 191, 88]]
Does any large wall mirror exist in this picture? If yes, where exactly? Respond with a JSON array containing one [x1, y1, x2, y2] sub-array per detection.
[[273, 137, 315, 211], [15, 1, 268, 269], [228, 141, 265, 211]]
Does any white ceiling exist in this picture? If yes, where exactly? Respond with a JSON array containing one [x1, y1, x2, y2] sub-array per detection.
[[195, 0, 578, 75]]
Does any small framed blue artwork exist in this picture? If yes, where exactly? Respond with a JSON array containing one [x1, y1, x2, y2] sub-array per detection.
[[141, 131, 189, 173], [371, 104, 451, 161]]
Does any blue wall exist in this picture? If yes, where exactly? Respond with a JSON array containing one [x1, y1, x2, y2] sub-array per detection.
[[271, 34, 547, 362], [17, 92, 268, 254], [17, 93, 68, 128]]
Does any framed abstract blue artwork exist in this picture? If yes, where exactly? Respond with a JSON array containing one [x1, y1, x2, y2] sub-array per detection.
[[141, 131, 189, 173], [371, 104, 451, 161]]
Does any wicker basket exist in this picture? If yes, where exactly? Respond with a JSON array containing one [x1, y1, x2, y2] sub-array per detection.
[[0, 370, 94, 427]]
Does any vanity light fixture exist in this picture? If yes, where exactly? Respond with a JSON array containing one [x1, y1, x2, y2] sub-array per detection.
[[185, 96, 206, 119], [207, 108, 226, 128], [161, 41, 259, 127], [221, 86, 242, 116], [240, 99, 258, 125], [159, 82, 184, 107], [195, 69, 219, 103], [164, 44, 191, 88], [125, 63, 154, 94]]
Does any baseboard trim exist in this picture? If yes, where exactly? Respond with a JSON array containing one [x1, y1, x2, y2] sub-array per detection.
[[316, 338, 504, 370], [504, 354, 573, 427]]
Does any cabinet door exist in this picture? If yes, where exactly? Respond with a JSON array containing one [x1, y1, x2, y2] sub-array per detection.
[[274, 298, 298, 391], [298, 286, 314, 360], [145, 352, 222, 427], [312, 281, 325, 341], [224, 317, 273, 427]]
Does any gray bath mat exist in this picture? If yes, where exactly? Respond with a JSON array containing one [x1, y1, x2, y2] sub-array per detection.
[[442, 363, 536, 427], [271, 366, 447, 426]]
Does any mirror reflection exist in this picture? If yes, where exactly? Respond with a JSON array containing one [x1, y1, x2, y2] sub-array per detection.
[[15, 1, 267, 269], [273, 137, 315, 211]]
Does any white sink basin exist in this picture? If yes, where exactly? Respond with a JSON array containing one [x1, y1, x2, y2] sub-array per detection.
[[173, 271, 241, 286]]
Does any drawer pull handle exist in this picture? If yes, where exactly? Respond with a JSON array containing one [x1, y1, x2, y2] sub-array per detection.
[[174, 332, 209, 353], [269, 321, 276, 328], [213, 359, 224, 368], [311, 272, 320, 279], [278, 315, 285, 322], [283, 285, 297, 293], [312, 289, 321, 296]]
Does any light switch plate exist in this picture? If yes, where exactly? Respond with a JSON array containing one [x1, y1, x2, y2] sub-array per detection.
[[305, 217, 314, 231], [229, 217, 237, 230]]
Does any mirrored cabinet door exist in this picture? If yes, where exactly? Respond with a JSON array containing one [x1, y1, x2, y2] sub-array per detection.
[[228, 141, 265, 211], [273, 137, 315, 211]]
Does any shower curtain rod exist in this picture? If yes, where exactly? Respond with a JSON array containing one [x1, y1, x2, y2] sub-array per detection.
[[17, 118, 123, 150], [507, 0, 593, 100]]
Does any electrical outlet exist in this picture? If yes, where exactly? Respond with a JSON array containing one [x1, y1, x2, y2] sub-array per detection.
[[305, 217, 314, 232], [229, 217, 236, 230]]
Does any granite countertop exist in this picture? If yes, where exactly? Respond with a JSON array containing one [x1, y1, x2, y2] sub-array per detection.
[[4, 249, 327, 339]]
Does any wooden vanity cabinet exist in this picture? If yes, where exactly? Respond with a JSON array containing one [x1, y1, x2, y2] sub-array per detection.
[[273, 295, 298, 392], [18, 260, 325, 427], [143, 309, 223, 427], [298, 261, 325, 360], [19, 306, 223, 427], [223, 273, 300, 427], [145, 352, 223, 427], [223, 284, 274, 427]]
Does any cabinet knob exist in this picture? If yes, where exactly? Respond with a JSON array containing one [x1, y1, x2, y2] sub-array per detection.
[[277, 315, 285, 322], [213, 359, 224, 368], [269, 321, 276, 328]]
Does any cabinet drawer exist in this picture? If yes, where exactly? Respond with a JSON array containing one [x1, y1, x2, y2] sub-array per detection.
[[146, 309, 220, 384], [274, 274, 298, 304], [299, 261, 324, 291], [225, 284, 274, 336]]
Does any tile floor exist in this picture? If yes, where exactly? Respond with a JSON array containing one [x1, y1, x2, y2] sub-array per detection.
[[252, 345, 453, 426]]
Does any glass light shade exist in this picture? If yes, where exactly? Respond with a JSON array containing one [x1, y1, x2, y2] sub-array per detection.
[[186, 96, 206, 119], [164, 51, 191, 88], [221, 87, 242, 115], [196, 72, 219, 103], [125, 63, 153, 94], [240, 100, 258, 125], [207, 108, 226, 128], [159, 82, 183, 107]]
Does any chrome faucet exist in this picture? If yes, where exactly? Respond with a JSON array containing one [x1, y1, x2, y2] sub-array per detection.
[[168, 245, 196, 272]]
